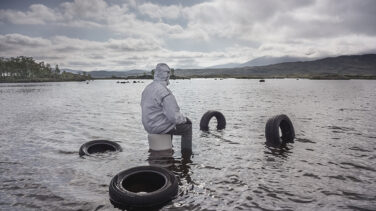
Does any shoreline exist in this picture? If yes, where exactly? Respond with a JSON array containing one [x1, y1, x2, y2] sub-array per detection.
[[0, 78, 88, 83], [1, 75, 376, 83]]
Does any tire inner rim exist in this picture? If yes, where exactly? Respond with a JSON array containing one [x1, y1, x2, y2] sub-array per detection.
[[122, 171, 167, 193], [87, 143, 117, 154]]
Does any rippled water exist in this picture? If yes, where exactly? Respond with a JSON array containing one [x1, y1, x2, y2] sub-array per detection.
[[1, 79, 375, 210]]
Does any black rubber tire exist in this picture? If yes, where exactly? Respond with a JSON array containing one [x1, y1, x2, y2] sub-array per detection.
[[265, 114, 295, 147], [200, 110, 226, 131], [109, 166, 178, 209], [79, 140, 122, 156]]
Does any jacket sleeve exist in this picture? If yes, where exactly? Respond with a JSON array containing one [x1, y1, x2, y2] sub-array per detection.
[[162, 93, 186, 125]]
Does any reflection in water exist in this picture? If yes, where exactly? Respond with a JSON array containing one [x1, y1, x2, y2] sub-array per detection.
[[147, 129, 194, 189], [1, 79, 376, 210], [200, 130, 239, 145], [147, 149, 175, 168], [147, 149, 193, 185], [264, 145, 292, 159], [168, 151, 193, 186]]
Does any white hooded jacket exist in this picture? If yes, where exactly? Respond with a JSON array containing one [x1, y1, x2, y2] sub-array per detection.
[[141, 63, 186, 134]]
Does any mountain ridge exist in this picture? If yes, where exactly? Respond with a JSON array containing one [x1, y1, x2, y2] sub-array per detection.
[[175, 54, 376, 78], [206, 55, 314, 69], [61, 54, 376, 78], [61, 68, 147, 78]]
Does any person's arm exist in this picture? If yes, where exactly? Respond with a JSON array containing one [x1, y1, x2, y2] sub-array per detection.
[[162, 94, 186, 125]]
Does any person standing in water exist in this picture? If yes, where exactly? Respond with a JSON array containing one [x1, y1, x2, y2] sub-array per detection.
[[141, 63, 192, 153]]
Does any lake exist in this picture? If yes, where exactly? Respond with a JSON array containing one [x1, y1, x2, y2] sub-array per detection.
[[1, 79, 375, 210]]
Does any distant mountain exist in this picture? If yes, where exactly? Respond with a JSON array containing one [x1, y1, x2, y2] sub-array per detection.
[[89, 69, 147, 78], [61, 68, 148, 78], [238, 56, 313, 67], [206, 56, 313, 69], [206, 62, 241, 69], [176, 54, 376, 78]]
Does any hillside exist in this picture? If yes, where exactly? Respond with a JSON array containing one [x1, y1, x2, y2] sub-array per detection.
[[238, 56, 313, 67], [176, 54, 376, 78], [88, 69, 147, 78], [61, 69, 148, 78], [206, 56, 313, 69]]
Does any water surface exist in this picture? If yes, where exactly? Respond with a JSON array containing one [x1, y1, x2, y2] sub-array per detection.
[[1, 79, 375, 210]]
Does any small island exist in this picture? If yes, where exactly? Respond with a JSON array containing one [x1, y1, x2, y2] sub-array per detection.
[[0, 56, 91, 83]]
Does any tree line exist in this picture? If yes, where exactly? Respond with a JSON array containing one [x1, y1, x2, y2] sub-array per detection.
[[0, 56, 91, 82]]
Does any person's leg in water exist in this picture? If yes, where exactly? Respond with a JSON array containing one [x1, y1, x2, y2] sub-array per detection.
[[168, 118, 192, 154]]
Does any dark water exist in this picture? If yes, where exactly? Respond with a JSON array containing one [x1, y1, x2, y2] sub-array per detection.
[[1, 79, 375, 210]]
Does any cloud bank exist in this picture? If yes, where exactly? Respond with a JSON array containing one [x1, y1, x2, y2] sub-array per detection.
[[0, 0, 375, 70]]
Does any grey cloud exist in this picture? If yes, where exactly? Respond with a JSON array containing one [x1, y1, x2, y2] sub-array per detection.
[[322, 0, 376, 35], [138, 3, 181, 19], [68, 61, 102, 66], [0, 4, 58, 24], [54, 46, 81, 53], [271, 0, 376, 40], [128, 55, 148, 60], [60, 0, 108, 21], [0, 33, 50, 48], [0, 0, 122, 27], [112, 60, 136, 65], [89, 54, 105, 59], [176, 0, 315, 41], [1, 0, 376, 70], [106, 38, 160, 51]]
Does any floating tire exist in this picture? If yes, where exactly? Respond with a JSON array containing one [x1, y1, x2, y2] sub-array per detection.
[[265, 114, 295, 147], [79, 140, 122, 156], [200, 110, 226, 131], [109, 166, 178, 209]]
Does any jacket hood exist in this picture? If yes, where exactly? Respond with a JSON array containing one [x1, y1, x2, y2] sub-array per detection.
[[154, 63, 170, 84]]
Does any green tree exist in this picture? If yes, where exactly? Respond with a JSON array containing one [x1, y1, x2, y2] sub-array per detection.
[[0, 56, 88, 82], [0, 57, 5, 79], [55, 64, 60, 75]]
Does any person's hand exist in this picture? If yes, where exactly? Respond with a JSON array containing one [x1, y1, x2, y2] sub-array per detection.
[[185, 117, 192, 124]]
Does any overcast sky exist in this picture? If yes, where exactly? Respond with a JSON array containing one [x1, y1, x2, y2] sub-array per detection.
[[1, 0, 376, 71]]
